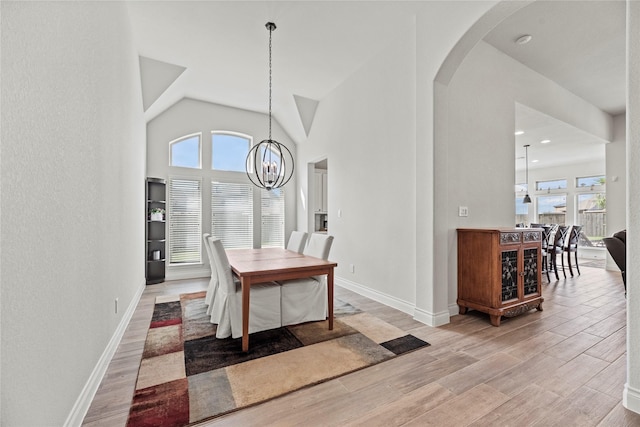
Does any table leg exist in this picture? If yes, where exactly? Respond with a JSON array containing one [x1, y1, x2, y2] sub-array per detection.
[[241, 277, 250, 352], [328, 268, 334, 330]]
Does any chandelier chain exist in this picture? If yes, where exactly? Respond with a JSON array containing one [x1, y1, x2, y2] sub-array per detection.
[[245, 22, 294, 191], [268, 25, 273, 140]]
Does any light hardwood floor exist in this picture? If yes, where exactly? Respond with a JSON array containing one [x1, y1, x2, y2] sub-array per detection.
[[83, 263, 640, 426]]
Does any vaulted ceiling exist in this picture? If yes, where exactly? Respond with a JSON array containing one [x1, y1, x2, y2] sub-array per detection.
[[128, 0, 626, 169]]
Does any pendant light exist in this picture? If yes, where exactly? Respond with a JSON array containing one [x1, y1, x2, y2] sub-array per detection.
[[246, 22, 294, 191], [523, 144, 532, 204]]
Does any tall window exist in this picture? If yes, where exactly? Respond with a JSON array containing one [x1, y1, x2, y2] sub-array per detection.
[[261, 188, 285, 248], [211, 182, 253, 249], [166, 131, 287, 262], [537, 194, 566, 225], [536, 178, 567, 191], [576, 175, 606, 247], [577, 175, 605, 188], [170, 134, 201, 169], [212, 132, 250, 172], [168, 178, 202, 264], [515, 183, 528, 225]]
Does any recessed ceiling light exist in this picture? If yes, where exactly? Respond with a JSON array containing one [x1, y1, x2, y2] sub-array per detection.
[[515, 34, 533, 45], [515, 130, 525, 136], [532, 159, 539, 163], [540, 139, 551, 144]]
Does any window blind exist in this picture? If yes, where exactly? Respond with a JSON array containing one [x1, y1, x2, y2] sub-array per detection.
[[211, 181, 253, 249], [169, 178, 202, 264], [261, 188, 285, 248]]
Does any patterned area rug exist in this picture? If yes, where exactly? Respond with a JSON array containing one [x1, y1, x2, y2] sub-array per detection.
[[126, 291, 430, 426]]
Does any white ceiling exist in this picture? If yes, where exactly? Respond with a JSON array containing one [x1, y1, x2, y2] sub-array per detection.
[[482, 0, 625, 171], [127, 1, 421, 143], [127, 1, 626, 168], [514, 103, 606, 171]]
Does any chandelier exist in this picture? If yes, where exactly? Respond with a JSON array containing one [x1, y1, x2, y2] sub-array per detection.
[[246, 22, 294, 191]]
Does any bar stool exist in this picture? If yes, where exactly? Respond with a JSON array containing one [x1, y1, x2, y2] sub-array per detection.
[[550, 225, 569, 280], [564, 225, 582, 276]]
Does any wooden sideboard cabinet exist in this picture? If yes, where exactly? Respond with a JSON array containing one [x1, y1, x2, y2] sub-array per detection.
[[457, 228, 544, 326]]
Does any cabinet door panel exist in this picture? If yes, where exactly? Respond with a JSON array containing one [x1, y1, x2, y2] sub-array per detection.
[[501, 249, 519, 302], [523, 247, 540, 296]]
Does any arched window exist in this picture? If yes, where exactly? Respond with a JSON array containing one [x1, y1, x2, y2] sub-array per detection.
[[164, 130, 286, 265], [170, 133, 201, 169], [211, 132, 251, 172]]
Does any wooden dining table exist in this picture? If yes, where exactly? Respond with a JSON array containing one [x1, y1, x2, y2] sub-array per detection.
[[226, 247, 338, 352]]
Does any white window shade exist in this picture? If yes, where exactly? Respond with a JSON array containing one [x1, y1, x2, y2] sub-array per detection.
[[212, 182, 253, 249], [169, 178, 202, 264], [261, 188, 285, 248]]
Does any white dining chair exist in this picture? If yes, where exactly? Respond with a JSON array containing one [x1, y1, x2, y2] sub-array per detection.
[[279, 233, 334, 326], [286, 230, 308, 253], [202, 233, 218, 314], [209, 238, 282, 339]]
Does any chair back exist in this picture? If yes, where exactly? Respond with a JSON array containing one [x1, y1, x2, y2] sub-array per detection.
[[567, 225, 582, 248], [286, 231, 308, 253], [203, 233, 214, 265], [552, 225, 568, 251], [604, 236, 626, 272], [540, 226, 552, 251], [206, 236, 218, 277], [210, 238, 236, 295], [304, 233, 334, 260], [604, 233, 626, 291]]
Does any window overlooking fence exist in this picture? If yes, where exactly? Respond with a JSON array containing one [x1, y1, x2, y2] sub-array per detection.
[[537, 194, 566, 225], [515, 183, 528, 225], [577, 192, 606, 247]]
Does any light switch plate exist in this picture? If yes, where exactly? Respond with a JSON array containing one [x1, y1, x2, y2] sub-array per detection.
[[459, 206, 469, 217]]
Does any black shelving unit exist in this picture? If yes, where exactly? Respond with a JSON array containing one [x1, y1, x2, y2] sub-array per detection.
[[146, 178, 166, 284]]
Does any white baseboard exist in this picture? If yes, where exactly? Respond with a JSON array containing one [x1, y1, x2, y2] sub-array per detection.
[[336, 277, 415, 316], [336, 277, 452, 327], [64, 280, 146, 427], [624, 383, 640, 415], [165, 266, 211, 282], [448, 303, 460, 317], [414, 306, 451, 327]]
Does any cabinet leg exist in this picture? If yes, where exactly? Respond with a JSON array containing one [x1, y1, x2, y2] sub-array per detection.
[[459, 306, 468, 315], [490, 315, 501, 327], [536, 303, 543, 312]]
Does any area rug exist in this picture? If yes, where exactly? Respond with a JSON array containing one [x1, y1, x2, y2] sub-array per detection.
[[126, 291, 430, 427]]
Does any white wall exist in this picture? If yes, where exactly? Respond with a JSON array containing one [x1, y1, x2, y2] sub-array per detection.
[[296, 1, 498, 320], [624, 0, 640, 412], [296, 17, 417, 310], [0, 2, 146, 425], [605, 114, 627, 269], [444, 40, 614, 310], [146, 98, 297, 279]]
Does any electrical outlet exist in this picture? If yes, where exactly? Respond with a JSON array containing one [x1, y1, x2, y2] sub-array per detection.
[[115, 298, 119, 314], [458, 206, 469, 217], [349, 264, 355, 273]]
